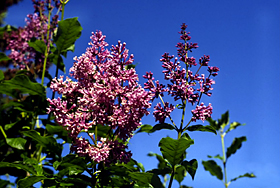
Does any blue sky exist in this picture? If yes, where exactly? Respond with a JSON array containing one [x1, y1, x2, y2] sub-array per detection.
[[4, 0, 280, 187]]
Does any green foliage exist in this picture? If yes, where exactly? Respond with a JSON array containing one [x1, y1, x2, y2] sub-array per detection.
[[181, 159, 198, 180], [226, 136, 247, 159], [136, 123, 175, 134], [186, 124, 217, 134], [159, 137, 194, 167], [54, 17, 82, 54], [202, 160, 223, 180]]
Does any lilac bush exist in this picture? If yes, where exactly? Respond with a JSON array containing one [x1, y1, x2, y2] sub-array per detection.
[[48, 31, 152, 164]]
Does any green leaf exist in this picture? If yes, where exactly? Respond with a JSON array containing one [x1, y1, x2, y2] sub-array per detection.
[[129, 172, 160, 187], [6, 138, 26, 150], [150, 123, 175, 133], [175, 165, 187, 184], [28, 39, 46, 53], [207, 154, 223, 161], [0, 70, 4, 80], [147, 152, 168, 169], [159, 137, 194, 166], [0, 52, 11, 61], [226, 136, 247, 159], [181, 159, 198, 180], [54, 17, 82, 53], [48, 53, 65, 73], [0, 75, 45, 97], [225, 122, 244, 133], [186, 124, 217, 134], [218, 111, 229, 130], [147, 167, 172, 176], [45, 123, 72, 143], [88, 124, 113, 138], [0, 162, 36, 175], [4, 121, 18, 130], [202, 160, 223, 180], [230, 173, 256, 183], [180, 186, 193, 188], [136, 124, 153, 134], [207, 118, 219, 131], [18, 176, 49, 188]]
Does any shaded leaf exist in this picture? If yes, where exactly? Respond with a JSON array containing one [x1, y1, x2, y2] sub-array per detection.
[[226, 136, 247, 159], [0, 70, 4, 80], [147, 167, 172, 176], [159, 137, 194, 166], [18, 176, 49, 188], [48, 53, 65, 73], [186, 124, 216, 134], [180, 186, 193, 188], [6, 137, 26, 150], [0, 75, 45, 97], [181, 159, 198, 180], [129, 172, 160, 187], [218, 111, 229, 129], [207, 117, 219, 131], [230, 173, 256, 182], [0, 52, 11, 61], [202, 160, 223, 180], [54, 17, 82, 53], [150, 123, 175, 133], [175, 165, 186, 184], [0, 162, 36, 175], [28, 39, 46, 53], [147, 152, 168, 169]]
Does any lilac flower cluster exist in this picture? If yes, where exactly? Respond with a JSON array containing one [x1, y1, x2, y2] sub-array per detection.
[[2, 0, 59, 74], [143, 23, 219, 123], [48, 31, 152, 163]]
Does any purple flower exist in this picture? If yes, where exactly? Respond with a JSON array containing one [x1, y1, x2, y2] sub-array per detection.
[[191, 102, 213, 122], [153, 102, 175, 123], [48, 31, 152, 164]]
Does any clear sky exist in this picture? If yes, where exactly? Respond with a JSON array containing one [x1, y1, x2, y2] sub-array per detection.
[[4, 0, 280, 187]]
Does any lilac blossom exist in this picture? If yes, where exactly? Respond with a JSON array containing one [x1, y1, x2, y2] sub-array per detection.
[[48, 31, 152, 163], [143, 23, 219, 125]]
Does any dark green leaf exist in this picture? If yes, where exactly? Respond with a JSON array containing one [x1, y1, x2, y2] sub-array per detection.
[[0, 75, 45, 97], [230, 173, 256, 182], [218, 111, 229, 129], [136, 124, 153, 134], [0, 52, 11, 61], [207, 118, 219, 131], [225, 122, 244, 133], [150, 123, 175, 133], [0, 70, 4, 80], [181, 159, 198, 180], [186, 124, 217, 134], [147, 167, 172, 176], [180, 185, 193, 188], [175, 165, 186, 184], [159, 137, 194, 166], [28, 39, 46, 53], [226, 136, 247, 159], [48, 53, 65, 73], [129, 172, 156, 187], [54, 17, 82, 53], [0, 162, 36, 175], [147, 152, 168, 169], [18, 176, 49, 188], [6, 137, 26, 150], [88, 124, 113, 138], [0, 179, 14, 188], [45, 123, 71, 143], [202, 160, 223, 180]]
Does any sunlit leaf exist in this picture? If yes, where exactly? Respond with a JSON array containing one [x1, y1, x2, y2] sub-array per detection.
[[230, 172, 256, 183], [175, 165, 187, 184], [225, 122, 244, 133], [6, 137, 26, 150], [159, 137, 194, 166]]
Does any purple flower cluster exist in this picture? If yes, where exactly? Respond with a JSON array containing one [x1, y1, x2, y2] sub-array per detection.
[[48, 31, 152, 163], [2, 0, 59, 74], [143, 23, 219, 123]]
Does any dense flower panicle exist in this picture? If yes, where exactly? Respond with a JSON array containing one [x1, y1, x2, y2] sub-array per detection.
[[191, 102, 213, 122], [48, 31, 152, 163], [143, 23, 219, 123], [153, 102, 175, 123], [2, 0, 59, 74]]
